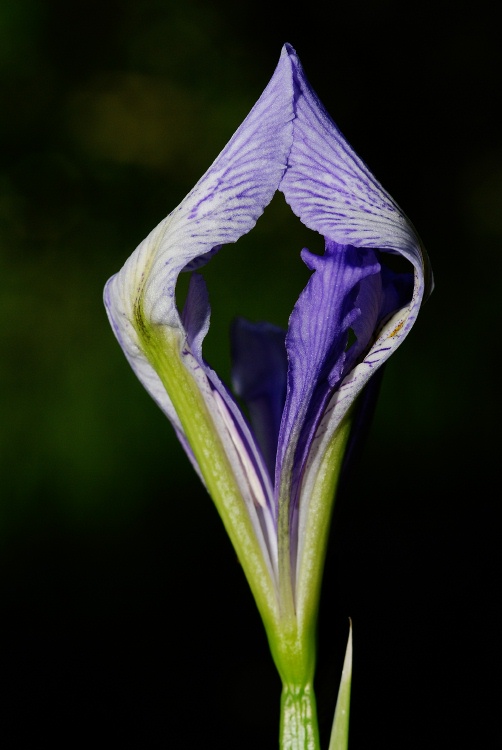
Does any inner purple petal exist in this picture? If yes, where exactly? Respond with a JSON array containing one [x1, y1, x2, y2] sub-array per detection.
[[378, 257, 415, 321], [182, 245, 222, 273], [276, 240, 382, 505], [231, 318, 288, 480], [180, 273, 276, 521], [181, 273, 211, 360]]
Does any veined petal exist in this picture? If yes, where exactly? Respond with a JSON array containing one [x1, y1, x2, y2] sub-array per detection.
[[280, 45, 430, 266], [277, 44, 432, 482], [275, 45, 432, 619], [104, 42, 295, 476], [144, 44, 296, 329], [104, 46, 300, 616], [276, 241, 381, 511], [105, 41, 296, 336]]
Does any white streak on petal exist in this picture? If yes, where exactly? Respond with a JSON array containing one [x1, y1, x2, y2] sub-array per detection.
[[213, 390, 278, 573], [213, 390, 268, 510]]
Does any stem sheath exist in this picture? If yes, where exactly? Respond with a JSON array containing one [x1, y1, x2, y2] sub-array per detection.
[[280, 683, 320, 750]]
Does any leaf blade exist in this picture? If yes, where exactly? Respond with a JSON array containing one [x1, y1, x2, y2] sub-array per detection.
[[329, 621, 353, 750]]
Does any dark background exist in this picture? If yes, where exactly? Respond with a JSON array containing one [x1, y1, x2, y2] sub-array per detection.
[[1, 0, 499, 747]]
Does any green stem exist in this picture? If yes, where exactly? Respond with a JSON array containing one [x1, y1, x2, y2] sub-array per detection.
[[280, 683, 320, 750]]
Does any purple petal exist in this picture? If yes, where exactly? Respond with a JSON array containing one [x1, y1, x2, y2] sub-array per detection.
[[342, 264, 384, 371], [276, 240, 382, 506], [103, 45, 298, 531], [338, 363, 385, 492], [181, 273, 211, 360], [141, 44, 297, 329], [179, 275, 277, 543], [104, 41, 296, 413], [279, 44, 431, 376], [276, 45, 431, 540], [231, 318, 288, 479], [187, 325, 279, 566], [280, 45, 424, 265]]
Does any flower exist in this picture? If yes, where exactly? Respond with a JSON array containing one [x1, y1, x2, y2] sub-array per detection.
[[104, 43, 432, 687]]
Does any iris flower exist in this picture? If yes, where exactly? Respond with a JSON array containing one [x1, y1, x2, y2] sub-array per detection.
[[105, 43, 432, 750]]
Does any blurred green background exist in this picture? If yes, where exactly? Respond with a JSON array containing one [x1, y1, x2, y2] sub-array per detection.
[[1, 0, 500, 747]]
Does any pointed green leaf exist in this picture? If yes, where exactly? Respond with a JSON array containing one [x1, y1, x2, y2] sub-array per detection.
[[329, 621, 353, 750]]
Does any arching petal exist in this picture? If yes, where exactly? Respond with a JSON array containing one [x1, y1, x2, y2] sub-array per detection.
[[277, 44, 432, 503], [280, 45, 430, 269], [103, 46, 298, 596], [104, 43, 295, 466], [275, 241, 381, 510]]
